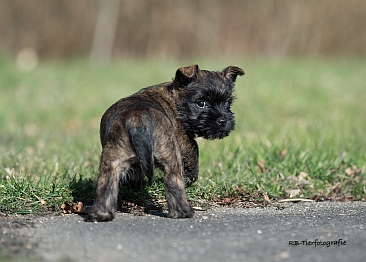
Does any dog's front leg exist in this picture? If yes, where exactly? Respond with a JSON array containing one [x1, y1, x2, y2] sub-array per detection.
[[165, 166, 195, 218], [155, 139, 194, 218], [181, 138, 199, 187]]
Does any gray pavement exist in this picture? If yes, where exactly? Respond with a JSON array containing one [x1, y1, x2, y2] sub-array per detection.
[[1, 202, 366, 261]]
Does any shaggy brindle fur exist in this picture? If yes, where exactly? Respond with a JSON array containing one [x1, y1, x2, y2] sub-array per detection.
[[85, 64, 244, 222]]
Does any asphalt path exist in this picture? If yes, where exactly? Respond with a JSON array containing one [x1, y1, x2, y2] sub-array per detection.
[[1, 202, 365, 261]]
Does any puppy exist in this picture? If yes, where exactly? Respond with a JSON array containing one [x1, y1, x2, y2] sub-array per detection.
[[85, 64, 244, 222]]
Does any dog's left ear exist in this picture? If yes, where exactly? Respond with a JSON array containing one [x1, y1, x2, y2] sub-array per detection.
[[222, 66, 245, 82], [174, 64, 202, 87]]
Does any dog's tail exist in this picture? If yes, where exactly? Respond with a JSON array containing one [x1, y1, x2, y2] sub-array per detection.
[[126, 116, 154, 185]]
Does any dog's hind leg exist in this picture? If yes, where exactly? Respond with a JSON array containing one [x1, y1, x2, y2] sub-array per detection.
[[85, 148, 130, 222]]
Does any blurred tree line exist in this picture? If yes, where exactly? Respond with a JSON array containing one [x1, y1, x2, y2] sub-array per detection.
[[0, 0, 365, 62]]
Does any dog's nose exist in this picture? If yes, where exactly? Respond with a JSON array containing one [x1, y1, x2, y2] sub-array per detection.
[[216, 118, 226, 126]]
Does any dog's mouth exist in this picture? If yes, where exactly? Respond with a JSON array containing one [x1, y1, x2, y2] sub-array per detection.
[[198, 119, 235, 140], [202, 132, 230, 140]]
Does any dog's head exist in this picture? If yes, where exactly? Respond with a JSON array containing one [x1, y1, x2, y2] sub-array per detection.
[[174, 64, 244, 140]]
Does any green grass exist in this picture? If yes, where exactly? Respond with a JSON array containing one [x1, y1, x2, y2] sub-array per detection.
[[0, 56, 365, 214]]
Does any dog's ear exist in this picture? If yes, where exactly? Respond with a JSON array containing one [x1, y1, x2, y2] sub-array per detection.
[[174, 64, 202, 87], [222, 66, 245, 82]]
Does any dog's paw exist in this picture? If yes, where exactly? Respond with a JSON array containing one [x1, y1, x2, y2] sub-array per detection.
[[168, 205, 194, 219], [85, 210, 115, 222]]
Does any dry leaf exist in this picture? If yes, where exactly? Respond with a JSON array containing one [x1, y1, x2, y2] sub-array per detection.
[[280, 149, 287, 157], [61, 201, 86, 214], [4, 167, 16, 177], [345, 168, 354, 177], [61, 203, 69, 214], [33, 194, 47, 206], [72, 202, 85, 213], [286, 189, 301, 198], [257, 159, 266, 173], [298, 172, 309, 181], [222, 198, 231, 204], [332, 182, 342, 190], [263, 192, 271, 203], [353, 165, 362, 175], [38, 197, 47, 206]]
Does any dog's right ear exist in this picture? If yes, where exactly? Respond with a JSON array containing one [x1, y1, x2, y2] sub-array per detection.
[[174, 64, 202, 87]]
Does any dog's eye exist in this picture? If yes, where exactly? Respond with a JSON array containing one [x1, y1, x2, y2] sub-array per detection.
[[196, 101, 207, 108]]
